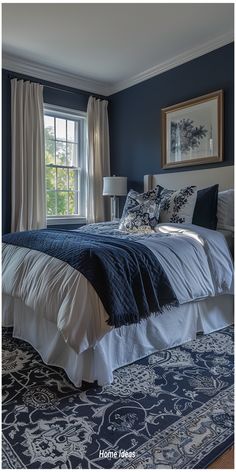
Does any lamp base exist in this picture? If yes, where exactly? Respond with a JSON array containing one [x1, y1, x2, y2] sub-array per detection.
[[110, 196, 119, 221]]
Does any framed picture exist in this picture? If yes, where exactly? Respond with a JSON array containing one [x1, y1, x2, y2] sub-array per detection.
[[161, 90, 223, 169]]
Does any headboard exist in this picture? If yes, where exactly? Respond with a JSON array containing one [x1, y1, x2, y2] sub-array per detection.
[[144, 165, 234, 192]]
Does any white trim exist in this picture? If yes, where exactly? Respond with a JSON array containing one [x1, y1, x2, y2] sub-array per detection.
[[2, 52, 111, 96], [2, 31, 234, 96], [47, 217, 86, 226], [110, 31, 234, 94], [44, 103, 87, 119]]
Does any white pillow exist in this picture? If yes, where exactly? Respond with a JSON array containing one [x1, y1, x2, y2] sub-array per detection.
[[158, 185, 198, 224], [217, 189, 234, 230]]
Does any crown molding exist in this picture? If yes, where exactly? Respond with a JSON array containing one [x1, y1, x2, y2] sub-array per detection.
[[2, 31, 234, 97], [109, 30, 234, 95], [2, 52, 112, 96]]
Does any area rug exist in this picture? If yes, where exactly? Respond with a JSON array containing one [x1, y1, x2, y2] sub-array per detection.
[[2, 325, 234, 469]]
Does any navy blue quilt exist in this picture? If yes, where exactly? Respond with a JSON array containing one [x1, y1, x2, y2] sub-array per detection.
[[3, 229, 178, 328]]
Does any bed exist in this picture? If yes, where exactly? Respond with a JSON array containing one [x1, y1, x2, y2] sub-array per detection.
[[2, 166, 234, 386]]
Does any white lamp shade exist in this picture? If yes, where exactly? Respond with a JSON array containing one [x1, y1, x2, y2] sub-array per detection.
[[103, 176, 127, 196]]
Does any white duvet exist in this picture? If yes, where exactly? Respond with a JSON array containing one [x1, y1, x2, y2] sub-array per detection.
[[2, 223, 233, 355]]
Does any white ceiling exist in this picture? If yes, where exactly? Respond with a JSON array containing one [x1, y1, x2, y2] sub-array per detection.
[[2, 3, 234, 95]]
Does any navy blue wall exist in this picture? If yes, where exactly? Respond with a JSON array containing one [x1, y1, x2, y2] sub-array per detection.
[[2, 69, 104, 234], [2, 43, 234, 232], [109, 43, 234, 193]]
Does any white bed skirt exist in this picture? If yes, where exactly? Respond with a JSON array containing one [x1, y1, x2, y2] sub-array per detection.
[[2, 294, 233, 387]]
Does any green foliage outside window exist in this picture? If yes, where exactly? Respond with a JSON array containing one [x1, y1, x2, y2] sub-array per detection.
[[45, 123, 79, 217]]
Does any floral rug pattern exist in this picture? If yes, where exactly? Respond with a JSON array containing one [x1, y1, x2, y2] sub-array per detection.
[[2, 326, 234, 469]]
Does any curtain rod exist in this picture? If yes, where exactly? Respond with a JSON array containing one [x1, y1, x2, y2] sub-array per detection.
[[7, 73, 108, 99]]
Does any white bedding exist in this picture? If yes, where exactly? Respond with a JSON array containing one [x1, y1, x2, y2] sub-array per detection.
[[218, 228, 234, 255], [3, 293, 233, 386], [2, 223, 234, 356], [140, 223, 233, 304]]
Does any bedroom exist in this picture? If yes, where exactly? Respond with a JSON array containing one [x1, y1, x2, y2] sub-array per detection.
[[2, 2, 234, 469]]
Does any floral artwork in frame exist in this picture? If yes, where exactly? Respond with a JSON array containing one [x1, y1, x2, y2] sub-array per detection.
[[161, 90, 223, 169]]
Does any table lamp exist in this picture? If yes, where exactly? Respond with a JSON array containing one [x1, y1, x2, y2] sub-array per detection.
[[103, 176, 127, 220]]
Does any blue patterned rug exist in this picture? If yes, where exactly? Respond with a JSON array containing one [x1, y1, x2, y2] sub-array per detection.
[[2, 326, 234, 469]]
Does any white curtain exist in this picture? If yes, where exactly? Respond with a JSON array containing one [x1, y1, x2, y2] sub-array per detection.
[[87, 96, 110, 223], [11, 79, 46, 232]]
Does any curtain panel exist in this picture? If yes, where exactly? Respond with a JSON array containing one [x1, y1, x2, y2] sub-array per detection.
[[11, 79, 46, 232], [87, 96, 110, 223]]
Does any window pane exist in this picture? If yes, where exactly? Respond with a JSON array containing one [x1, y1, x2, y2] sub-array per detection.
[[45, 139, 55, 165], [68, 192, 77, 215], [56, 141, 66, 165], [44, 110, 85, 219], [68, 169, 78, 190], [46, 167, 56, 190], [44, 116, 55, 139], [67, 143, 78, 166], [47, 191, 56, 216], [56, 118, 66, 141], [67, 120, 77, 142], [57, 191, 68, 215], [57, 168, 68, 190]]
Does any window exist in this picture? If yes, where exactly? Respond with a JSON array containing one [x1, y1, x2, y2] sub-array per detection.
[[44, 105, 87, 224]]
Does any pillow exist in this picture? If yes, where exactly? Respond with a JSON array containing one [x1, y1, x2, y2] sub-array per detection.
[[121, 186, 162, 216], [158, 185, 198, 224], [119, 186, 162, 231], [217, 189, 234, 229], [119, 199, 160, 232], [218, 228, 234, 256], [192, 184, 219, 229]]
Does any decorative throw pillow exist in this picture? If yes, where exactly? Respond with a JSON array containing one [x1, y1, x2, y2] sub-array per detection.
[[121, 186, 162, 216], [119, 199, 160, 232], [217, 189, 234, 229], [158, 185, 198, 224], [119, 186, 162, 231], [192, 184, 219, 229]]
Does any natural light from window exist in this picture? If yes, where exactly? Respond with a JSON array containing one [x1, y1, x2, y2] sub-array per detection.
[[44, 107, 87, 223]]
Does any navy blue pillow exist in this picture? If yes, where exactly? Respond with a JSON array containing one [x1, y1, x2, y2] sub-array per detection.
[[192, 184, 219, 229]]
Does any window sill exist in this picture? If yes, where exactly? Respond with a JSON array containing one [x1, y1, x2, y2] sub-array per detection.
[[47, 217, 87, 226]]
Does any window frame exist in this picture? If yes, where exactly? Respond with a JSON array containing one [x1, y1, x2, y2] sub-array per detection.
[[44, 104, 87, 225]]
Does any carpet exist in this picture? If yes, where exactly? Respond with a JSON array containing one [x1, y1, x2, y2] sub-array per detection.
[[2, 325, 234, 469]]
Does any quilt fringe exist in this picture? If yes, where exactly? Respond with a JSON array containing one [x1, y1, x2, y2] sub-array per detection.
[[109, 299, 179, 328]]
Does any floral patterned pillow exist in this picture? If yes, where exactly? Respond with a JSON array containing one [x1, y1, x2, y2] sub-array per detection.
[[158, 185, 198, 224], [120, 186, 162, 218], [119, 199, 160, 232], [119, 186, 162, 232]]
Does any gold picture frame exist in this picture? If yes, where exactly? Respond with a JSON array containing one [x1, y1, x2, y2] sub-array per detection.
[[161, 90, 224, 169]]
